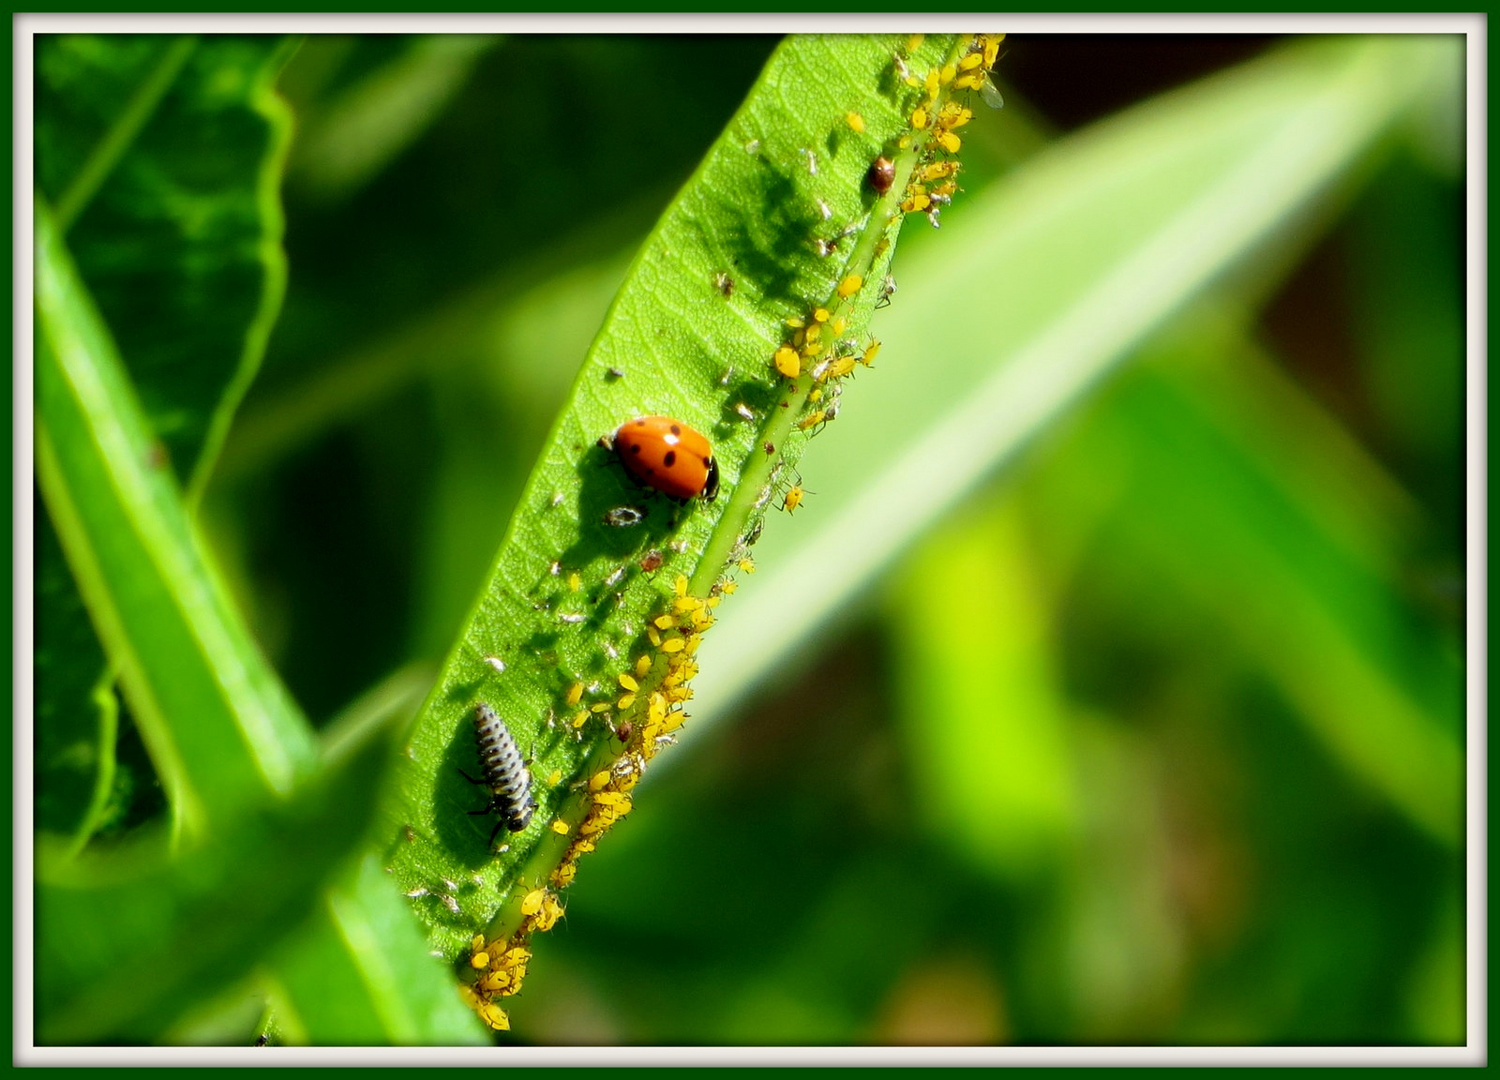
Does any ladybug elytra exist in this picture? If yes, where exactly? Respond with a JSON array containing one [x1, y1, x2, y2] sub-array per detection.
[[601, 415, 719, 502]]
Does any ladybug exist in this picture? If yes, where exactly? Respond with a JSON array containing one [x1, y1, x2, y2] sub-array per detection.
[[601, 415, 719, 502]]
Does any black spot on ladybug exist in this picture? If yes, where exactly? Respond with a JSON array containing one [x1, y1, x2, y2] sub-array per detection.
[[670, 425, 681, 435], [663, 450, 677, 467], [629, 444, 642, 455]]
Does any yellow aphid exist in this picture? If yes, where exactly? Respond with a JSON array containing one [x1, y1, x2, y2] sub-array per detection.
[[478, 1000, 510, 1031], [960, 51, 984, 71], [813, 307, 830, 323], [805, 322, 821, 342], [983, 34, 1003, 68], [910, 106, 928, 130], [722, 581, 738, 595], [902, 194, 932, 213], [774, 346, 801, 379], [616, 693, 636, 710], [845, 111, 865, 133], [568, 572, 580, 592], [921, 160, 958, 182], [478, 969, 511, 994], [471, 951, 490, 969], [652, 614, 673, 630], [520, 888, 546, 916], [831, 316, 847, 336], [500, 946, 531, 968], [589, 770, 611, 792], [551, 863, 576, 888], [953, 73, 984, 91], [798, 409, 827, 431], [572, 838, 596, 855], [837, 274, 863, 298], [566, 682, 583, 706], [635, 653, 651, 678], [537, 894, 565, 931], [571, 709, 589, 728], [647, 626, 662, 647], [862, 339, 882, 365], [783, 486, 804, 514], [940, 103, 973, 128], [707, 594, 722, 607], [551, 819, 570, 835], [801, 342, 824, 359], [906, 33, 924, 51], [618, 672, 639, 692], [472, 933, 486, 953], [925, 68, 939, 96], [824, 356, 857, 381], [785, 314, 805, 329], [739, 557, 756, 573], [660, 637, 686, 654], [594, 792, 632, 812], [674, 595, 702, 613], [936, 131, 962, 154], [547, 769, 562, 786], [898, 134, 912, 149], [941, 62, 957, 84], [590, 702, 612, 714], [674, 575, 689, 597]]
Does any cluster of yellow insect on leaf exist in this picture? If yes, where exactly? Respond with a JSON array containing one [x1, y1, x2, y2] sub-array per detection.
[[461, 571, 746, 1031]]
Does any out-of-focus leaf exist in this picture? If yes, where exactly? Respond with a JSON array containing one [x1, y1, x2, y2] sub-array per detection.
[[289, 34, 501, 201], [35, 33, 295, 492], [889, 502, 1079, 881], [34, 729, 389, 1045], [266, 856, 487, 1045], [34, 33, 297, 845], [35, 196, 317, 839]]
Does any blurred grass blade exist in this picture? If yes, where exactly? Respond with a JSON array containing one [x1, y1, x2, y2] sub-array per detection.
[[35, 195, 317, 838], [289, 34, 501, 202], [379, 33, 969, 959], [34, 729, 389, 1045], [688, 35, 1456, 742], [266, 856, 487, 1046]]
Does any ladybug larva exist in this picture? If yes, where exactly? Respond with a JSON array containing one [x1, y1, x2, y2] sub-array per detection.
[[460, 703, 536, 846]]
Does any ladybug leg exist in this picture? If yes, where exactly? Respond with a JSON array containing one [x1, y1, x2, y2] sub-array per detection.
[[488, 818, 507, 847], [458, 767, 485, 787]]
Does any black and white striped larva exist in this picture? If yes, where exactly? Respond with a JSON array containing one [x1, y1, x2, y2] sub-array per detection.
[[459, 703, 537, 846]]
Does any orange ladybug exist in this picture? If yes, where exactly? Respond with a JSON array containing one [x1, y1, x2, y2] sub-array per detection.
[[601, 416, 720, 502]]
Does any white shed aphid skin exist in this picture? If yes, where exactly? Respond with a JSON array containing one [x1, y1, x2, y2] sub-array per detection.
[[460, 703, 537, 847], [484, 655, 506, 674]]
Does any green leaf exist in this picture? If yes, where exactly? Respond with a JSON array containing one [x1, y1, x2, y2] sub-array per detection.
[[34, 33, 298, 846], [34, 727, 390, 1045], [35, 195, 317, 839], [377, 32, 972, 960]]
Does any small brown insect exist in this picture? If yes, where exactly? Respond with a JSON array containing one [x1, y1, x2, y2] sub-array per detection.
[[868, 155, 896, 195], [640, 549, 665, 573]]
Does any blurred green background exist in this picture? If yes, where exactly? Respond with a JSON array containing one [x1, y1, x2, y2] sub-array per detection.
[[170, 34, 1466, 1044]]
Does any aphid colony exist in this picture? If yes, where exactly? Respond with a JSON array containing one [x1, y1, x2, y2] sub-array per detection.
[[459, 570, 730, 1032]]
